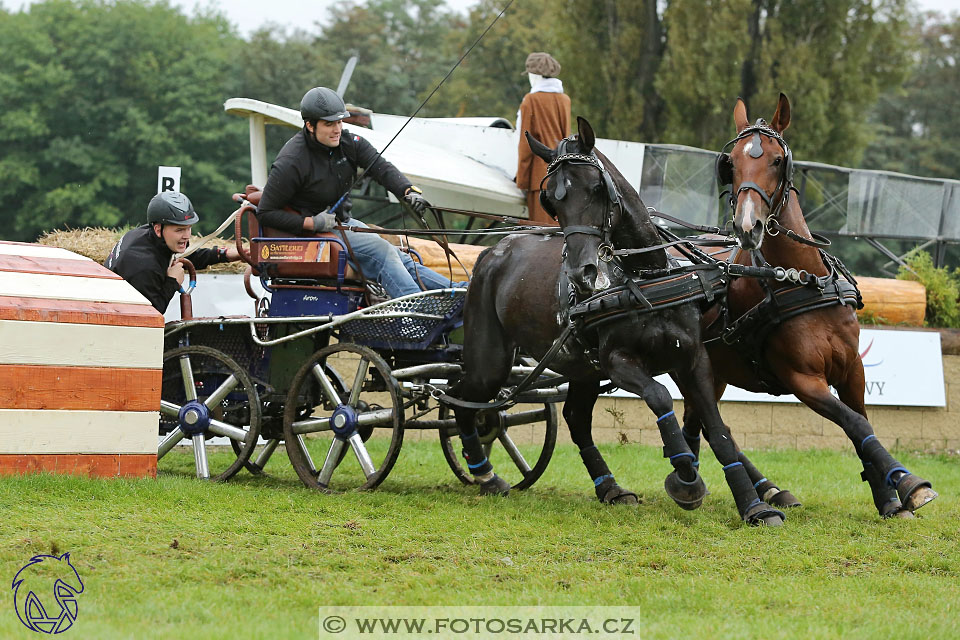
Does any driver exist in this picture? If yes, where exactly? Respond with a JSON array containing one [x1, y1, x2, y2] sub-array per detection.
[[255, 86, 466, 299], [105, 191, 241, 313]]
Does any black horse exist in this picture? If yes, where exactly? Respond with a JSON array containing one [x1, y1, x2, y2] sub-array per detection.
[[451, 116, 785, 526]]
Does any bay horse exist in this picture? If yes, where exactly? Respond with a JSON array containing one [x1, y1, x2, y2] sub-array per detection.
[[680, 93, 937, 518], [451, 116, 785, 526]]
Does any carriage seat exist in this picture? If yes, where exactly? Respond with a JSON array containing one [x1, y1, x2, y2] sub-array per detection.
[[242, 186, 362, 284]]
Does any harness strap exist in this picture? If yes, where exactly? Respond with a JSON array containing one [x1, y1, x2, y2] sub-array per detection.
[[437, 324, 575, 411], [738, 181, 773, 208], [562, 225, 605, 238]]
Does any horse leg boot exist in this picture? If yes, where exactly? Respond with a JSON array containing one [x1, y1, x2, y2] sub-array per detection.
[[658, 410, 709, 510], [451, 289, 515, 497], [689, 414, 799, 508], [795, 381, 937, 516], [565, 379, 638, 505], [859, 435, 936, 514], [680, 382, 799, 508], [860, 460, 912, 519], [703, 416, 785, 525], [740, 452, 801, 508], [605, 352, 706, 509], [459, 418, 510, 496], [676, 359, 784, 525]]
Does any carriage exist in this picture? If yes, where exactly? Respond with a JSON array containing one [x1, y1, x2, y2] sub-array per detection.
[[156, 191, 562, 491]]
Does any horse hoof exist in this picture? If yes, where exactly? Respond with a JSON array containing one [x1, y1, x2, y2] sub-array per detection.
[[605, 489, 640, 506], [479, 474, 511, 497], [766, 489, 802, 508], [879, 498, 904, 519], [743, 501, 786, 527], [896, 474, 937, 512], [596, 478, 640, 505], [904, 486, 938, 512], [664, 470, 707, 511], [891, 509, 916, 520]]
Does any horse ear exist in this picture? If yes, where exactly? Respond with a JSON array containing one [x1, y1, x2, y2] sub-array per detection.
[[576, 116, 596, 153], [733, 97, 749, 133], [525, 131, 556, 163], [771, 92, 791, 133]]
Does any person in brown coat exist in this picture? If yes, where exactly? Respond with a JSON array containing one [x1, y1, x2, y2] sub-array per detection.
[[516, 52, 571, 225]]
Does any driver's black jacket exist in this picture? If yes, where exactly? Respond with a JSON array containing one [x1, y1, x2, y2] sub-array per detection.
[[256, 127, 412, 234], [104, 224, 224, 313]]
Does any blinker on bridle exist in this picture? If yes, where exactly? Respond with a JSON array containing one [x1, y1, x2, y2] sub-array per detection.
[[540, 136, 621, 254]]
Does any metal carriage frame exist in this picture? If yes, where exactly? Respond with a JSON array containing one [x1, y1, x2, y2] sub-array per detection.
[[157, 203, 563, 493]]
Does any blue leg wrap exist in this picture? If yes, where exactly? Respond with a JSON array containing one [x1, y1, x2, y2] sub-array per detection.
[[657, 410, 675, 423], [753, 477, 768, 489], [885, 466, 910, 488], [723, 461, 743, 471], [593, 474, 614, 487], [467, 457, 489, 471]]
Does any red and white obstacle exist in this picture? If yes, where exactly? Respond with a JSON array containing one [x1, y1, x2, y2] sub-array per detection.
[[0, 241, 163, 478]]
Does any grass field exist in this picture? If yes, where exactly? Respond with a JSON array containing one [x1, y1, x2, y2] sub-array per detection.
[[3, 440, 958, 639]]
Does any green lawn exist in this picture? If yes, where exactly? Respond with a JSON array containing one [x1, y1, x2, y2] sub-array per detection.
[[3, 441, 958, 640]]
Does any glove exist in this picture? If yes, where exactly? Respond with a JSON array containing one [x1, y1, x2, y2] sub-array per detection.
[[403, 186, 430, 214], [310, 211, 338, 232], [335, 198, 352, 222]]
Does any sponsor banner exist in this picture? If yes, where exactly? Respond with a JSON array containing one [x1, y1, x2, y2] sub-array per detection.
[[255, 240, 331, 263], [609, 329, 945, 407]]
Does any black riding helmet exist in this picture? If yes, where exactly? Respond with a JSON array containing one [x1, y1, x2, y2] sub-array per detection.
[[300, 86, 350, 123], [147, 191, 199, 226]]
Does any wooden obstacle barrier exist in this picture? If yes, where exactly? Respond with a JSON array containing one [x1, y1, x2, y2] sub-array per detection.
[[856, 276, 927, 326], [0, 241, 163, 478]]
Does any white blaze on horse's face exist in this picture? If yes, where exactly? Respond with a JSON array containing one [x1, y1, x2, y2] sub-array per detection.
[[737, 196, 764, 250]]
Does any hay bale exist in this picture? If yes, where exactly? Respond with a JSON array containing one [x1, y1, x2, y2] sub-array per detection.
[[39, 227, 487, 278], [38, 228, 248, 274]]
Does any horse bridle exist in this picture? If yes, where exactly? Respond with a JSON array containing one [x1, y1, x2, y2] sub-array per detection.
[[717, 119, 830, 248], [717, 119, 795, 230], [539, 136, 622, 260]]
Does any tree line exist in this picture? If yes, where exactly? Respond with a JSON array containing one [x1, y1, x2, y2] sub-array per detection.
[[0, 0, 956, 242]]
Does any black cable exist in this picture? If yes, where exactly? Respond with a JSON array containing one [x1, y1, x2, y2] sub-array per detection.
[[333, 0, 516, 205]]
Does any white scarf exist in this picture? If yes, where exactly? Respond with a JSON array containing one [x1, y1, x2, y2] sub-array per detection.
[[517, 78, 565, 134]]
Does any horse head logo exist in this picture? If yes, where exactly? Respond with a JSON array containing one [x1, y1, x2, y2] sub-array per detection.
[[12, 552, 84, 634]]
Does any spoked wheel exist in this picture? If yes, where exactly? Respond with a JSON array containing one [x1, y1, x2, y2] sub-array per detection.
[[230, 367, 348, 476], [283, 343, 404, 492], [439, 401, 558, 491], [158, 346, 261, 481]]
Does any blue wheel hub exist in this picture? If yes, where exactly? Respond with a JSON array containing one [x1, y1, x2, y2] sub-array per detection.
[[178, 400, 211, 436], [330, 404, 358, 438]]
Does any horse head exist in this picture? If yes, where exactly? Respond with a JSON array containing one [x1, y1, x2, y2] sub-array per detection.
[[526, 116, 619, 296], [720, 92, 794, 251]]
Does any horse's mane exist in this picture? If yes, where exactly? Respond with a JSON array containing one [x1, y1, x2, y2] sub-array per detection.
[[593, 147, 667, 270]]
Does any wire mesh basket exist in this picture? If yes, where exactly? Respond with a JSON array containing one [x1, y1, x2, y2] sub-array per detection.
[[338, 291, 465, 351]]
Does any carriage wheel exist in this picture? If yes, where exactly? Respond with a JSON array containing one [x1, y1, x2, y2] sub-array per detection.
[[158, 346, 261, 481], [229, 365, 348, 475], [438, 401, 558, 491], [283, 343, 404, 492]]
